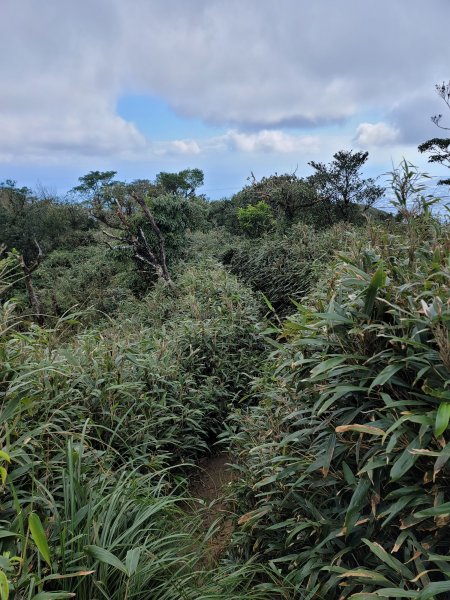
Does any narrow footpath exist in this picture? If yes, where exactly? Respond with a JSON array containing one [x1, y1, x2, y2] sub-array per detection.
[[190, 454, 235, 565]]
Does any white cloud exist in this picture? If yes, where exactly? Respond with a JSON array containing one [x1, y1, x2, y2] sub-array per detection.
[[117, 0, 449, 128], [222, 130, 319, 154], [168, 140, 201, 155], [0, 111, 149, 164], [354, 122, 399, 147], [0, 0, 449, 165], [153, 130, 319, 156]]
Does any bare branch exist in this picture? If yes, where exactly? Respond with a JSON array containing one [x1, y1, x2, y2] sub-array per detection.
[[130, 192, 172, 284], [102, 229, 126, 243]]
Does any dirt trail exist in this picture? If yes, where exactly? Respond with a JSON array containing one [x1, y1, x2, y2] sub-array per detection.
[[190, 454, 235, 565]]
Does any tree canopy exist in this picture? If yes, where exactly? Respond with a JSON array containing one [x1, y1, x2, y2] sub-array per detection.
[[418, 81, 450, 185], [155, 168, 204, 198], [308, 150, 384, 220]]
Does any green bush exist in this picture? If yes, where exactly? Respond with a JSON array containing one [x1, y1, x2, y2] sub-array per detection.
[[0, 261, 274, 598], [33, 243, 136, 320], [237, 201, 275, 237], [4, 262, 266, 463], [225, 218, 450, 598], [222, 222, 351, 314]]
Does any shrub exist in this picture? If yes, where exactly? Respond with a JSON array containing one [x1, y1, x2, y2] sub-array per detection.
[[3, 262, 266, 463], [222, 222, 352, 314], [237, 201, 275, 237], [225, 218, 450, 598], [0, 261, 273, 598], [33, 243, 136, 320]]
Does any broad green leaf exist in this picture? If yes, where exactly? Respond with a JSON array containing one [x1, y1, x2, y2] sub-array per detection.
[[418, 581, 450, 599], [350, 592, 419, 599], [0, 397, 21, 424], [0, 451, 11, 463], [390, 440, 419, 481], [372, 590, 419, 598], [261, 293, 275, 313], [345, 478, 371, 534], [322, 433, 336, 477], [364, 265, 385, 315], [0, 571, 9, 600], [310, 356, 349, 378], [254, 474, 278, 488], [362, 539, 414, 579], [0, 530, 19, 539], [358, 457, 389, 476], [414, 502, 450, 517], [84, 545, 128, 575], [435, 402, 450, 437], [342, 461, 357, 485], [369, 364, 403, 390], [29, 513, 51, 567], [0, 467, 7, 486], [125, 547, 141, 577], [317, 385, 368, 414]]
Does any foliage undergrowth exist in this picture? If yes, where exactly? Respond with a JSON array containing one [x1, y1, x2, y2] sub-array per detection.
[[225, 216, 450, 598], [0, 261, 276, 599], [222, 222, 353, 314]]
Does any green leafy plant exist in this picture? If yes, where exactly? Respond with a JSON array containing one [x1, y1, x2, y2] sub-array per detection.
[[225, 215, 450, 598], [237, 201, 275, 237]]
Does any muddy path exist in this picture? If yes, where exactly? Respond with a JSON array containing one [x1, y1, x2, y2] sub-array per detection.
[[190, 453, 235, 565]]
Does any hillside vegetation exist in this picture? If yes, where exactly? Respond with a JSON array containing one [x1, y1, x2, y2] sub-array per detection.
[[0, 154, 449, 599]]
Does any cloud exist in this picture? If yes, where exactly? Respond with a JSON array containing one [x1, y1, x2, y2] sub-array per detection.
[[0, 110, 150, 164], [154, 130, 319, 156], [222, 130, 319, 154], [387, 92, 447, 145], [167, 140, 201, 155], [118, 0, 449, 128], [0, 0, 449, 165], [354, 122, 399, 147]]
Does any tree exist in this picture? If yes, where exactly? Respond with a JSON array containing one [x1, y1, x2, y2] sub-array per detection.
[[308, 150, 384, 221], [17, 241, 45, 324], [418, 81, 450, 185], [0, 181, 95, 321], [95, 187, 199, 286], [1, 181, 95, 260], [71, 170, 118, 203], [71, 169, 208, 286], [223, 171, 336, 231], [155, 168, 204, 198]]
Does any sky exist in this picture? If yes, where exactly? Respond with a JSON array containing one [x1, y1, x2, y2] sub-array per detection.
[[1, 0, 449, 200]]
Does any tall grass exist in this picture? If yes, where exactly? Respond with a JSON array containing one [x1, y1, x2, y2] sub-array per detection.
[[221, 222, 354, 314], [225, 216, 450, 598], [0, 262, 276, 598]]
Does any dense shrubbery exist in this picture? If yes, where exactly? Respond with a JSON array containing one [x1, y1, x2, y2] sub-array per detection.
[[1, 151, 449, 599], [0, 182, 96, 262], [31, 244, 135, 318], [0, 260, 276, 598], [223, 222, 353, 314], [225, 216, 450, 598]]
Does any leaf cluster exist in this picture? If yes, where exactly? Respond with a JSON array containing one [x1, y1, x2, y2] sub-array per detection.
[[225, 216, 450, 597]]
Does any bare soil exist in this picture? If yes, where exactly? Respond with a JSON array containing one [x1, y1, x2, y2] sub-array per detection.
[[190, 453, 235, 565]]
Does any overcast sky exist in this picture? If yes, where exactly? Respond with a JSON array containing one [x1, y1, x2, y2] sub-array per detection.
[[1, 0, 449, 198]]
